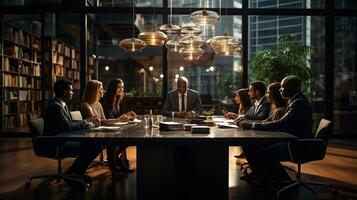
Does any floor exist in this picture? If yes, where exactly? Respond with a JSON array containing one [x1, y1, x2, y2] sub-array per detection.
[[0, 138, 357, 200]]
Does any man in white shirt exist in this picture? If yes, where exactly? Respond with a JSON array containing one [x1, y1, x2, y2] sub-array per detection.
[[162, 76, 203, 118]]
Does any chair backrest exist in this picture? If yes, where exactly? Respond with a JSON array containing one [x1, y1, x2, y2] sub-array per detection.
[[28, 118, 44, 139], [315, 118, 333, 144], [70, 111, 83, 121]]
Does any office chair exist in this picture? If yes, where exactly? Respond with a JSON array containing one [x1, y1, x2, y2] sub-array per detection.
[[26, 118, 87, 193], [70, 111, 109, 169], [277, 119, 338, 200]]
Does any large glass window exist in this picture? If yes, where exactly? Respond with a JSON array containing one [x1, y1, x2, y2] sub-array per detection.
[[249, 0, 324, 8], [167, 15, 243, 106], [88, 0, 163, 7], [335, 0, 357, 9], [89, 14, 163, 97], [334, 17, 357, 134], [248, 15, 325, 112]]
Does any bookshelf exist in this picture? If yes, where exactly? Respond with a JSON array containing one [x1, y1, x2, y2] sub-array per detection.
[[43, 37, 81, 110], [0, 20, 42, 131]]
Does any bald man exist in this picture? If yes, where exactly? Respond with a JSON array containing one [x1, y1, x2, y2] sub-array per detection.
[[162, 76, 203, 118], [238, 75, 313, 183]]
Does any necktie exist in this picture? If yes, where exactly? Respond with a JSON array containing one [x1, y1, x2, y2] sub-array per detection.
[[181, 94, 185, 112]]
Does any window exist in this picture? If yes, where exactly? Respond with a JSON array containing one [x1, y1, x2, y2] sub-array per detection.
[[334, 17, 357, 134]]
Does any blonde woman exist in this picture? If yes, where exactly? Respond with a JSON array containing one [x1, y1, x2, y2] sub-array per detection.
[[81, 80, 134, 175]]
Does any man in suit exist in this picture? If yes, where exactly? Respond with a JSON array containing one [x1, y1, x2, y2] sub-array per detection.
[[238, 75, 313, 183], [162, 76, 203, 118], [235, 81, 271, 123], [44, 79, 102, 190]]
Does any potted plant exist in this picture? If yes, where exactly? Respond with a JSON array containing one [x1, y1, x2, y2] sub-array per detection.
[[250, 35, 313, 91]]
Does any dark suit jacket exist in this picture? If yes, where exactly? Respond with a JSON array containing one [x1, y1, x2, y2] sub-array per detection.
[[245, 96, 271, 120], [44, 97, 89, 136], [100, 96, 128, 119], [253, 92, 313, 139], [162, 89, 203, 116]]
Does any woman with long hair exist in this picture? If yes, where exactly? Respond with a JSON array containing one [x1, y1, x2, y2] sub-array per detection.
[[100, 78, 136, 172], [81, 80, 134, 176], [224, 88, 254, 119]]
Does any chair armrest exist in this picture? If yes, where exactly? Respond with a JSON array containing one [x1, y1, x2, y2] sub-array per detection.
[[288, 139, 327, 163]]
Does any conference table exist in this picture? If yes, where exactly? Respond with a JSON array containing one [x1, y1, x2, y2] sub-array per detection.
[[36, 116, 296, 200]]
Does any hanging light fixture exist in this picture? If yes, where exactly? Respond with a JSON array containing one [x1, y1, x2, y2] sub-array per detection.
[[208, 0, 242, 56], [160, 0, 180, 34], [179, 35, 205, 48], [180, 24, 202, 35], [209, 29, 242, 55], [138, 23, 168, 46], [119, 0, 146, 52], [180, 47, 204, 60], [190, 10, 220, 27], [165, 36, 182, 52]]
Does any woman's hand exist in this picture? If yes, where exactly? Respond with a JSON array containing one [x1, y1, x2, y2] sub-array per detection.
[[126, 111, 137, 119], [226, 112, 238, 119], [118, 114, 130, 122]]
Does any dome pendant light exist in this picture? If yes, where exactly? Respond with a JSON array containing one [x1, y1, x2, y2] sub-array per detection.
[[119, 0, 146, 52], [160, 0, 181, 34], [190, 10, 220, 27], [209, 28, 242, 56], [138, 24, 168, 46]]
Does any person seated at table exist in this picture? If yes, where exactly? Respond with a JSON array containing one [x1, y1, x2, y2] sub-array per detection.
[[237, 75, 313, 184], [162, 76, 203, 118], [100, 78, 136, 172], [44, 78, 102, 190], [235, 81, 271, 123], [81, 80, 134, 175], [240, 82, 286, 124], [223, 88, 254, 120]]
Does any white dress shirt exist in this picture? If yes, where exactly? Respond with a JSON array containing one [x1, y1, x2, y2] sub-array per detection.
[[178, 90, 187, 112]]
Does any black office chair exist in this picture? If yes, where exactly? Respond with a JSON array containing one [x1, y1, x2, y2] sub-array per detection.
[[277, 118, 338, 200], [25, 118, 87, 193]]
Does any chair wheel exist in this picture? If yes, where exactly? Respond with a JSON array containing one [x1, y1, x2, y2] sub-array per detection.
[[25, 182, 31, 188], [331, 189, 338, 196]]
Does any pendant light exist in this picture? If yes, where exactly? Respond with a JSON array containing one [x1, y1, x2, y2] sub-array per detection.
[[160, 0, 181, 34], [180, 48, 204, 60], [138, 23, 168, 46], [180, 23, 202, 35], [190, 10, 220, 27], [209, 31, 242, 56], [208, 0, 241, 56], [119, 0, 146, 52], [165, 36, 182, 52], [138, 6, 168, 46]]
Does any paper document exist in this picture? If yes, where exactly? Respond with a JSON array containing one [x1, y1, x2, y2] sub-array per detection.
[[91, 126, 121, 132]]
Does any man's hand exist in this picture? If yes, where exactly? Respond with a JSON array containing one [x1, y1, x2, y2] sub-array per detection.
[[86, 121, 96, 128], [234, 116, 246, 125], [239, 120, 252, 130], [184, 111, 195, 118], [174, 112, 186, 118]]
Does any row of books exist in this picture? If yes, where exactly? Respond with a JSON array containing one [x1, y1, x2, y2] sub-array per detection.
[[19, 64, 41, 77], [3, 45, 40, 62], [3, 25, 39, 49], [2, 89, 42, 101], [2, 114, 28, 129], [19, 76, 42, 88]]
